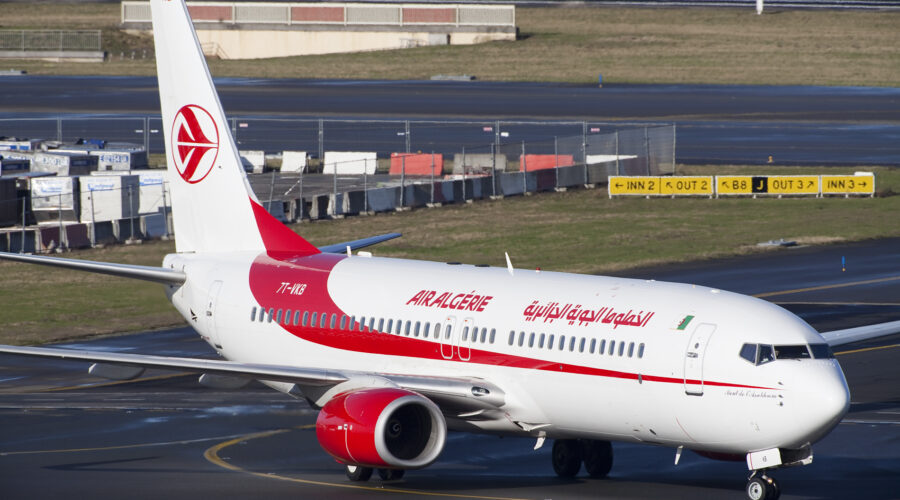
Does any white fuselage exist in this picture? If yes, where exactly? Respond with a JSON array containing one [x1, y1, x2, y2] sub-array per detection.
[[163, 250, 850, 456]]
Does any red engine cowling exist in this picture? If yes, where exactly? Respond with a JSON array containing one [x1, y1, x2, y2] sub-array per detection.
[[316, 387, 446, 469]]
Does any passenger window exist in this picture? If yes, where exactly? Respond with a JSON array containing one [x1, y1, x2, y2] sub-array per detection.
[[330, 314, 336, 329], [589, 338, 596, 354], [250, 307, 257, 321], [599, 339, 606, 355], [369, 317, 376, 331], [433, 323, 440, 339], [395, 319, 402, 335], [628, 342, 634, 357], [320, 313, 327, 328], [276, 309, 283, 324], [415, 322, 422, 337], [490, 328, 496, 344], [558, 335, 566, 350], [284, 309, 291, 324], [539, 333, 546, 348], [569, 337, 576, 351], [302, 311, 309, 327], [462, 326, 470, 341], [444, 324, 452, 339], [579, 338, 586, 353], [294, 311, 300, 326], [404, 321, 410, 336], [518, 331, 525, 347], [618, 342, 625, 356], [268, 308, 275, 323], [548, 334, 555, 350], [508, 330, 515, 346], [609, 340, 615, 355], [386, 319, 393, 333], [528, 332, 535, 348], [638, 343, 645, 358], [310, 312, 317, 326]]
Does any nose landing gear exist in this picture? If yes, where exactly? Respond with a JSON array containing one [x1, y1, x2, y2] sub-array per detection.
[[746, 471, 780, 500]]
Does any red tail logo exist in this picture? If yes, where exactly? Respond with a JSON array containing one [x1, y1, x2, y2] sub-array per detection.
[[171, 104, 219, 184]]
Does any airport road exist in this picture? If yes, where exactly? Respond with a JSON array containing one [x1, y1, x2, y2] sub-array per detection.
[[1, 239, 899, 499], [1, 77, 898, 166]]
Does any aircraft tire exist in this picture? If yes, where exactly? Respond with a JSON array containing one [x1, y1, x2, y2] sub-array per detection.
[[552, 439, 583, 477], [345, 465, 373, 481], [745, 475, 780, 500], [582, 440, 613, 478]]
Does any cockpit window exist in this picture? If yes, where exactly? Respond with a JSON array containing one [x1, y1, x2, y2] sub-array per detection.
[[809, 343, 835, 359], [740, 343, 826, 365], [774, 344, 812, 360], [739, 343, 775, 365]]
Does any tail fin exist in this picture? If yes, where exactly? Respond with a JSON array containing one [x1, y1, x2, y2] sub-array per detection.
[[150, 0, 318, 257]]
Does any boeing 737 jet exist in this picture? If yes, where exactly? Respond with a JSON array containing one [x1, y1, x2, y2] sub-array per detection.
[[0, 1, 886, 499]]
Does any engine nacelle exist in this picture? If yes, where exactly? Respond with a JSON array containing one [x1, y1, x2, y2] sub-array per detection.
[[316, 387, 447, 469]]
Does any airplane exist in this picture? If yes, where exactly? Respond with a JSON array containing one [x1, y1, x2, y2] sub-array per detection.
[[0, 1, 890, 499]]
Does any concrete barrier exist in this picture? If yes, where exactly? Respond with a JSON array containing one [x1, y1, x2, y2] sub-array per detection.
[[587, 163, 615, 184], [7, 228, 36, 253], [262, 200, 287, 222], [390, 153, 442, 176], [90, 221, 117, 245], [64, 223, 91, 249], [498, 172, 524, 196], [281, 151, 308, 173], [453, 153, 506, 175], [240, 150, 266, 174], [557, 165, 584, 188], [0, 231, 7, 252], [141, 213, 168, 239], [519, 154, 574, 171], [310, 194, 330, 219], [114, 218, 143, 241], [324, 152, 376, 175], [366, 187, 399, 213], [533, 169, 556, 192], [343, 190, 367, 215], [35, 225, 61, 252]]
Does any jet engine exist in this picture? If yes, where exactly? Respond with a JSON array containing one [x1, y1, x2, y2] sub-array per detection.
[[316, 387, 446, 469]]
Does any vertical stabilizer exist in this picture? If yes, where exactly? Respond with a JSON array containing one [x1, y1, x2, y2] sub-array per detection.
[[150, 0, 318, 257]]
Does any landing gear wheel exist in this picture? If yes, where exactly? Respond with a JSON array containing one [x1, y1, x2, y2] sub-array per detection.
[[345, 465, 373, 482], [377, 468, 405, 481], [746, 474, 780, 500], [552, 439, 583, 477], [582, 440, 613, 478]]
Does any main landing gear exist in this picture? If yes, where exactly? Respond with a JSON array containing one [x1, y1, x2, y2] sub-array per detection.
[[552, 439, 614, 478], [345, 465, 405, 482], [746, 471, 780, 500]]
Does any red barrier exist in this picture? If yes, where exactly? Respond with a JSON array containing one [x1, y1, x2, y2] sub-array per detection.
[[519, 154, 574, 171], [390, 153, 443, 176]]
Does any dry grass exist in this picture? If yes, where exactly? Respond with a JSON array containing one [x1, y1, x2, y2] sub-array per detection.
[[2, 4, 898, 86]]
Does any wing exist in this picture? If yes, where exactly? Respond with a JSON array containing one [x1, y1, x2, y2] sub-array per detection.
[[318, 233, 402, 254], [0, 344, 505, 416], [820, 320, 900, 347], [0, 252, 185, 285]]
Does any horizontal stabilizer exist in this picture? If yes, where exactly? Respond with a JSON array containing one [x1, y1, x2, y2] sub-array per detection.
[[0, 252, 185, 285], [318, 233, 402, 254]]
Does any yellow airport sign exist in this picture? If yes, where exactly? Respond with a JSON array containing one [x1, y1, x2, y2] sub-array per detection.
[[659, 176, 714, 196], [766, 176, 819, 195], [821, 174, 875, 196], [608, 176, 661, 196], [716, 176, 755, 195]]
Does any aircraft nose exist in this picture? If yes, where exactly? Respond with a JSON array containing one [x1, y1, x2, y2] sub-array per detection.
[[804, 362, 850, 442]]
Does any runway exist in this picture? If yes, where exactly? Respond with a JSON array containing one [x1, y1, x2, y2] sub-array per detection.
[[2, 77, 898, 166], [1, 239, 899, 499]]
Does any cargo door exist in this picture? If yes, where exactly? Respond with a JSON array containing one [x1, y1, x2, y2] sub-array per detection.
[[205, 280, 223, 349], [683, 323, 716, 396]]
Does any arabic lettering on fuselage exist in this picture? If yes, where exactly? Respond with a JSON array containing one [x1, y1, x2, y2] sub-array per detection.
[[523, 301, 654, 329], [406, 289, 493, 312]]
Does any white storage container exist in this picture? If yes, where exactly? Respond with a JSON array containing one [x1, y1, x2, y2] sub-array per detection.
[[323, 152, 377, 175], [80, 175, 140, 223], [31, 176, 80, 222]]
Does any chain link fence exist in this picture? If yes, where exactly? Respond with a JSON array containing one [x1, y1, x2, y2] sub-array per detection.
[[0, 30, 101, 52]]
